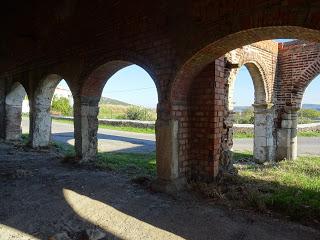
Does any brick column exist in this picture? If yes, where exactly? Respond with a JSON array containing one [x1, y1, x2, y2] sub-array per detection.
[[74, 96, 99, 162], [253, 104, 275, 163], [276, 107, 298, 161]]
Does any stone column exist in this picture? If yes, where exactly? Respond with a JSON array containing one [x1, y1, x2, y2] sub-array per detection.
[[276, 107, 298, 161], [74, 96, 99, 162], [151, 103, 185, 193], [0, 81, 5, 139], [30, 98, 52, 147], [253, 103, 275, 163], [5, 105, 23, 140], [155, 119, 179, 180]]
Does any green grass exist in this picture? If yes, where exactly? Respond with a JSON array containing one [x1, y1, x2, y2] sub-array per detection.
[[98, 124, 155, 134], [298, 131, 320, 137], [233, 132, 254, 138], [52, 118, 155, 134], [233, 152, 320, 222], [232, 131, 320, 138], [44, 138, 156, 177], [97, 152, 156, 177]]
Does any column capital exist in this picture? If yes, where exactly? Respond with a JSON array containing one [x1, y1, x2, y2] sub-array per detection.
[[252, 103, 274, 109]]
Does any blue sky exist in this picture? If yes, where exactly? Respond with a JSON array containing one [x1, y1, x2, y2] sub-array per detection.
[[234, 67, 320, 106], [58, 39, 319, 108]]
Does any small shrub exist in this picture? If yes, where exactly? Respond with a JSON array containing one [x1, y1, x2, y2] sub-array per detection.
[[234, 107, 254, 124], [51, 97, 73, 116], [125, 106, 156, 121]]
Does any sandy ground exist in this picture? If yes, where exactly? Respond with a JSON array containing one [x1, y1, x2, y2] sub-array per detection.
[[0, 142, 319, 240]]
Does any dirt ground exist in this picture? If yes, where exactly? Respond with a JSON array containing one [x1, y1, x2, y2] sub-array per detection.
[[0, 142, 319, 240]]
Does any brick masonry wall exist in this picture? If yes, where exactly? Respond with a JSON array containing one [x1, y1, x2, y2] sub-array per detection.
[[174, 58, 226, 181], [276, 41, 320, 109], [1, 1, 320, 181], [225, 41, 278, 109]]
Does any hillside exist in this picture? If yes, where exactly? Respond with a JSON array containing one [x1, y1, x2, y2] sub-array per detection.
[[302, 104, 320, 111], [100, 97, 131, 106]]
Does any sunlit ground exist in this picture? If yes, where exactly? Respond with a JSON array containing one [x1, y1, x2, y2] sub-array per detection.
[[0, 224, 39, 240], [63, 189, 183, 240]]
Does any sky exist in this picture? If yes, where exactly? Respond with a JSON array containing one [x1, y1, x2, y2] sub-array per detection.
[[57, 39, 319, 108], [233, 66, 320, 106]]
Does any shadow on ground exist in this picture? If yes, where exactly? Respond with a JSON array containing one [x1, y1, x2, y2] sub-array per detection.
[[51, 131, 155, 154], [1, 142, 320, 239]]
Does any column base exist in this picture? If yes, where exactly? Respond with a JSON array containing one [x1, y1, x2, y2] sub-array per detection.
[[151, 177, 187, 195]]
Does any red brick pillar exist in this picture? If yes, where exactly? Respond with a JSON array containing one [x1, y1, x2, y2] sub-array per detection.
[[186, 59, 226, 181]]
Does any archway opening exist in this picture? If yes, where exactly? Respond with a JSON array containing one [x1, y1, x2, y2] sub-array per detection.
[[231, 66, 255, 156], [169, 35, 320, 221], [5, 82, 28, 141], [85, 63, 159, 177], [49, 79, 75, 152], [297, 74, 320, 156], [30, 75, 74, 152]]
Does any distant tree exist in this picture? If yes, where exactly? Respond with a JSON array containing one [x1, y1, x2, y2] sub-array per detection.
[[234, 107, 254, 124], [299, 109, 320, 119], [51, 97, 73, 116]]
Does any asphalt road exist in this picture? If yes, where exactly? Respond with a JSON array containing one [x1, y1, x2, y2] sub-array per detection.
[[21, 119, 320, 155]]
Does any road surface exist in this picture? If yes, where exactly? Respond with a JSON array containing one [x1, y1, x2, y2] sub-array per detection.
[[22, 119, 320, 155]]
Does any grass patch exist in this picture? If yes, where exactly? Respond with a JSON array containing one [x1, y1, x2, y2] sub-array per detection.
[[52, 141, 76, 157], [231, 152, 320, 223], [98, 124, 155, 134], [21, 133, 29, 145], [233, 132, 254, 138], [97, 152, 156, 177], [231, 131, 320, 138], [298, 130, 320, 137], [48, 137, 156, 177]]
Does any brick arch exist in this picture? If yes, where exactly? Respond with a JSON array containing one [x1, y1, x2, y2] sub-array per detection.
[[34, 74, 72, 104], [295, 59, 320, 108], [5, 82, 28, 141], [171, 26, 320, 104], [241, 50, 274, 103], [244, 61, 268, 104], [30, 74, 74, 147], [79, 51, 159, 101], [227, 59, 269, 110], [6, 82, 27, 106]]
